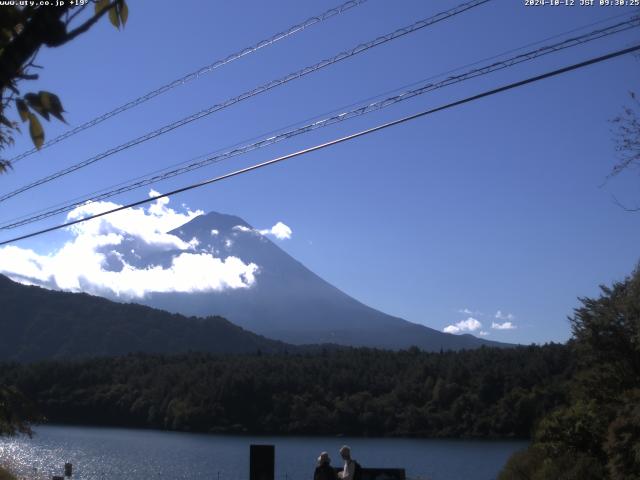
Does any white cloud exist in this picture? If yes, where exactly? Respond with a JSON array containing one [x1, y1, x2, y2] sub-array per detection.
[[259, 221, 292, 240], [495, 310, 515, 321], [458, 308, 483, 316], [210, 229, 219, 236], [231, 221, 292, 241], [479, 331, 489, 337], [492, 321, 516, 330], [443, 317, 482, 334], [0, 192, 259, 298]]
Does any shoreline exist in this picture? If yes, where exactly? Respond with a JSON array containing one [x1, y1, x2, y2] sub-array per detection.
[[1, 426, 527, 480], [24, 422, 533, 443]]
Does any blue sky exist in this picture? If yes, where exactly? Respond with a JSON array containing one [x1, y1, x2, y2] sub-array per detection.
[[0, 0, 639, 344]]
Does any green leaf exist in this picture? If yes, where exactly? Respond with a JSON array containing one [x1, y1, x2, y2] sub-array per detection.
[[119, 0, 129, 27], [28, 113, 44, 149], [39, 91, 51, 110], [109, 5, 120, 29], [15, 99, 29, 122], [40, 91, 66, 123], [95, 0, 109, 14], [24, 93, 49, 120]]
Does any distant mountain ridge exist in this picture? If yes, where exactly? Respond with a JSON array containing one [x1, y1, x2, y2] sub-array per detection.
[[0, 274, 290, 362], [0, 211, 512, 356], [125, 211, 510, 351]]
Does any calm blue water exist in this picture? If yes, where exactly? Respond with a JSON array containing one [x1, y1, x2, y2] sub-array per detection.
[[0, 425, 526, 480]]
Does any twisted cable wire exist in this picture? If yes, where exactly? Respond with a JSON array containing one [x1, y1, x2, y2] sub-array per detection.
[[1, 42, 639, 246], [2, 14, 637, 230], [9, 0, 369, 164], [0, 0, 491, 204]]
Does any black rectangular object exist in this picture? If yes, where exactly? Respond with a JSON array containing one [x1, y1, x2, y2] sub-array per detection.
[[250, 444, 275, 480], [333, 467, 406, 480]]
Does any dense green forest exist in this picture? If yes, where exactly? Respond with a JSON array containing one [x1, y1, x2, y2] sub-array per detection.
[[499, 267, 640, 480], [0, 274, 291, 362], [0, 344, 571, 439]]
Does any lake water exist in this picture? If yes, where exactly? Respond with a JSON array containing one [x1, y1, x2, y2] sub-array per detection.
[[0, 425, 527, 480]]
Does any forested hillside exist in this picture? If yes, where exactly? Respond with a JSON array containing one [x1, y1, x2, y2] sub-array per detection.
[[0, 275, 290, 361], [0, 344, 571, 438]]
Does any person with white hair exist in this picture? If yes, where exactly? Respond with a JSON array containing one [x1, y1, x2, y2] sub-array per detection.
[[337, 445, 360, 480], [314, 451, 337, 480]]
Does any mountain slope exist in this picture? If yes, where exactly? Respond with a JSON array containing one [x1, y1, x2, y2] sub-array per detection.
[[0, 274, 290, 362], [129, 212, 509, 351]]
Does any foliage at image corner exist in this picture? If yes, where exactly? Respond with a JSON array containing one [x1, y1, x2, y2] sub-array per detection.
[[610, 91, 640, 181], [499, 265, 640, 480], [0, 0, 129, 439], [0, 384, 39, 437], [0, 466, 17, 480], [0, 0, 129, 173]]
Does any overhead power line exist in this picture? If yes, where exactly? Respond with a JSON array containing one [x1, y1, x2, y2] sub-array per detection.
[[2, 15, 637, 230], [1, 43, 638, 247], [0, 0, 490, 204], [9, 0, 369, 165]]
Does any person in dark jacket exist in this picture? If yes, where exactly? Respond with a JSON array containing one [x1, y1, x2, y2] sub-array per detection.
[[314, 452, 337, 480]]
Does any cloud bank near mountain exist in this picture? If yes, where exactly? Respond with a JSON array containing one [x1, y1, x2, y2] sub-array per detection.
[[0, 192, 265, 298]]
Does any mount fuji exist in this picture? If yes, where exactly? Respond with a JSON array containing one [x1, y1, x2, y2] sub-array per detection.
[[102, 211, 508, 351]]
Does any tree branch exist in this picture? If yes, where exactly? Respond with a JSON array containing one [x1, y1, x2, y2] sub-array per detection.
[[0, 3, 116, 91], [65, 4, 89, 26], [0, 7, 70, 90], [611, 194, 640, 212], [63, 1, 117, 43]]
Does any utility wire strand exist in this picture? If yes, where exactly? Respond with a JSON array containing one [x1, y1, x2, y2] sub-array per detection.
[[0, 0, 491, 204], [1, 43, 638, 247], [2, 15, 637, 230], [9, 0, 369, 165], [6, 9, 634, 229]]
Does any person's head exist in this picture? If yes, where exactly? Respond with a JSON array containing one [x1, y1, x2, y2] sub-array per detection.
[[317, 452, 331, 466], [339, 445, 351, 461]]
